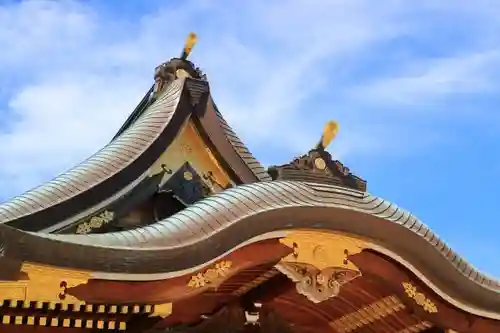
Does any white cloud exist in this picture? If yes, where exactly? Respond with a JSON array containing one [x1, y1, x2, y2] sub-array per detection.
[[0, 0, 499, 199], [348, 50, 500, 107]]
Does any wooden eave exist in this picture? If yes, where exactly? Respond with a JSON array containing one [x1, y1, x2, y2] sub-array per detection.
[[0, 180, 498, 327]]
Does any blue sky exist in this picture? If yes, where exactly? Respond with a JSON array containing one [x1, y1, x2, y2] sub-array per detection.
[[0, 0, 499, 276]]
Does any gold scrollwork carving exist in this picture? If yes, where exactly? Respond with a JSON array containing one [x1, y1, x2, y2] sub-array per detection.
[[276, 262, 360, 303], [179, 143, 193, 156], [0, 263, 89, 307], [187, 261, 233, 288], [279, 231, 366, 271], [203, 171, 228, 192], [402, 282, 438, 313], [58, 281, 69, 300], [277, 231, 366, 303], [76, 210, 115, 234], [161, 164, 173, 174]]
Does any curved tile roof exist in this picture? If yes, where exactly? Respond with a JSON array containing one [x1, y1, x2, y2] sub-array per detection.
[[211, 102, 271, 182], [1, 180, 498, 317], [43, 181, 499, 288], [0, 75, 272, 232], [0, 79, 185, 228]]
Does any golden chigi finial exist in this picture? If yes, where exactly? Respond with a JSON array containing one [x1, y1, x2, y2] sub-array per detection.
[[316, 120, 339, 150], [181, 32, 198, 60]]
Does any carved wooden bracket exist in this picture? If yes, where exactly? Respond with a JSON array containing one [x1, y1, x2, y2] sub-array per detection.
[[275, 262, 360, 303], [276, 231, 366, 303]]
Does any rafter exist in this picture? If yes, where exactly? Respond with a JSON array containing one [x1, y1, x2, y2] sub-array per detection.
[[329, 295, 406, 333]]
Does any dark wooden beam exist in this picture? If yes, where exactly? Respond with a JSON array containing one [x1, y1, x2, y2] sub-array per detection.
[[125, 315, 163, 333], [241, 272, 295, 307], [420, 327, 445, 333]]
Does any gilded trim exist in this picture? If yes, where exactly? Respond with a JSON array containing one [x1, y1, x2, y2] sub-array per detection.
[[402, 282, 438, 313], [276, 262, 360, 303], [188, 261, 233, 288], [0, 263, 90, 305], [278, 231, 366, 271], [277, 231, 365, 303], [149, 120, 233, 191], [152, 303, 173, 318], [76, 210, 115, 234], [329, 295, 406, 333], [396, 321, 433, 333], [0, 313, 128, 330]]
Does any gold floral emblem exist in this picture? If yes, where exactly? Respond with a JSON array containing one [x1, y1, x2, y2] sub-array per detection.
[[314, 158, 327, 170], [179, 144, 193, 156], [183, 171, 193, 180], [402, 282, 437, 313], [76, 210, 115, 234], [187, 261, 232, 288]]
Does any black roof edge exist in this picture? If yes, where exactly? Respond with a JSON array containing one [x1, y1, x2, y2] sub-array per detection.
[[112, 85, 154, 140]]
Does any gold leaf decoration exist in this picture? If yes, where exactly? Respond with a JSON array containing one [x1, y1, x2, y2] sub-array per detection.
[[183, 171, 193, 181], [183, 32, 198, 58], [76, 211, 115, 234], [187, 261, 232, 288], [402, 282, 438, 313], [321, 120, 339, 149], [314, 158, 327, 170], [279, 231, 365, 272], [179, 143, 193, 156]]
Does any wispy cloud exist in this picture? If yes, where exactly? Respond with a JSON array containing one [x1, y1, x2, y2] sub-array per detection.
[[1, 0, 500, 277], [348, 50, 500, 107], [0, 0, 498, 197]]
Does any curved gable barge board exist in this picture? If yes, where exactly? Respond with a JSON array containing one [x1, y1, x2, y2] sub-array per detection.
[[0, 79, 191, 232], [112, 85, 154, 140], [211, 101, 271, 182], [49, 171, 167, 234], [1, 181, 499, 315], [190, 80, 271, 184]]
